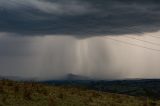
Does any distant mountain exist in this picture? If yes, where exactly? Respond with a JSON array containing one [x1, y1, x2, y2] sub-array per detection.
[[64, 73, 91, 80]]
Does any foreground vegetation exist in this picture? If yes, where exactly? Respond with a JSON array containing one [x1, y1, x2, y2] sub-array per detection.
[[0, 80, 159, 106]]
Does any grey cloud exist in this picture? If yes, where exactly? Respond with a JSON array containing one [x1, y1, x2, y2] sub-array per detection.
[[0, 0, 95, 15], [1, 0, 160, 37]]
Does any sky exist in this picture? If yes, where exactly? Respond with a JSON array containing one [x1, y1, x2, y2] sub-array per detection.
[[0, 0, 160, 80]]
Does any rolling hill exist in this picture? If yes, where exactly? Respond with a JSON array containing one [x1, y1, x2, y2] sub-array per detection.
[[0, 79, 160, 106]]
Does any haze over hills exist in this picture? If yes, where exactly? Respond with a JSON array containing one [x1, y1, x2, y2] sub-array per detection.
[[0, 73, 91, 81], [1, 73, 160, 81]]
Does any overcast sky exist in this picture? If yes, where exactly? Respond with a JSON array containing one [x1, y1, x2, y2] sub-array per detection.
[[0, 0, 160, 80]]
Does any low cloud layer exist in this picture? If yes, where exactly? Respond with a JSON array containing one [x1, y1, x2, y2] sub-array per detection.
[[0, 0, 160, 37]]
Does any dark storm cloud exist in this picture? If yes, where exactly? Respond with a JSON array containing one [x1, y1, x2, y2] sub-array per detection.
[[0, 0, 160, 37]]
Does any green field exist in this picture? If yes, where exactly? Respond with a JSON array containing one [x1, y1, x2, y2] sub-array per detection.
[[0, 80, 159, 106]]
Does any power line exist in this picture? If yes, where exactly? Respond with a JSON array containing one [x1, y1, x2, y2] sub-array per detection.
[[149, 35, 160, 39], [123, 36, 160, 46], [105, 36, 160, 52]]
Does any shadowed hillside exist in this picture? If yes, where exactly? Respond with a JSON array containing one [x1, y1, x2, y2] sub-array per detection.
[[43, 74, 160, 99]]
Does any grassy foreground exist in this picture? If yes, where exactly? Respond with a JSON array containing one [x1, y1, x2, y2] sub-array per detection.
[[0, 80, 159, 106]]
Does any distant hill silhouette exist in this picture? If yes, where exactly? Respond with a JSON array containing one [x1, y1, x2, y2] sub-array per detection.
[[64, 73, 91, 80]]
